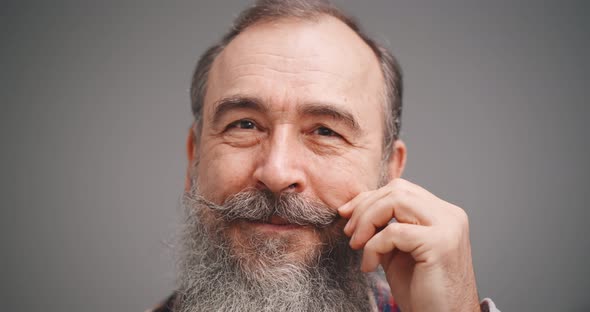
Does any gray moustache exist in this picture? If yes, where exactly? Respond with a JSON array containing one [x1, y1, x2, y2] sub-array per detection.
[[187, 189, 338, 227]]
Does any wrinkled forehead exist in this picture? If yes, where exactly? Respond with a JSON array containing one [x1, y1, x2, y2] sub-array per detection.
[[205, 16, 385, 120]]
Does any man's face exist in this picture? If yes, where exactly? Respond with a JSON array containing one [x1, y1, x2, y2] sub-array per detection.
[[191, 16, 389, 264]]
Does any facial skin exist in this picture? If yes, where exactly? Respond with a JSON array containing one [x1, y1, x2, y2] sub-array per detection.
[[187, 16, 406, 262]]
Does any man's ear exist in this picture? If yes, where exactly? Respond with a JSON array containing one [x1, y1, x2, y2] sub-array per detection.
[[387, 139, 407, 179], [185, 124, 198, 192]]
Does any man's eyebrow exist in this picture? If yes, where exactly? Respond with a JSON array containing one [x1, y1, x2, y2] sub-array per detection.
[[298, 102, 362, 134], [212, 96, 268, 124]]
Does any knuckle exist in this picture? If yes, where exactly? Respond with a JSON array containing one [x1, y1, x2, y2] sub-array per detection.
[[453, 205, 469, 228], [388, 178, 404, 190], [385, 222, 402, 237], [356, 210, 370, 225], [390, 182, 411, 198], [363, 237, 377, 251], [350, 192, 368, 205], [394, 178, 409, 185]]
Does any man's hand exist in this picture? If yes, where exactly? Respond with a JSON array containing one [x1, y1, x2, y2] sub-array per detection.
[[339, 178, 480, 312]]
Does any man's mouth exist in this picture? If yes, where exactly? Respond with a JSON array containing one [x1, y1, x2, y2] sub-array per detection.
[[268, 215, 289, 225], [246, 216, 306, 231]]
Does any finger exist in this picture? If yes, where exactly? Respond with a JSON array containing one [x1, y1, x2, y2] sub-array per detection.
[[348, 195, 397, 249], [387, 178, 441, 223], [360, 222, 428, 272], [349, 187, 438, 249], [338, 190, 373, 218], [342, 187, 392, 236], [347, 179, 431, 235]]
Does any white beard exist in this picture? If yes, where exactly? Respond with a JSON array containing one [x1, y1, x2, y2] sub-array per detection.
[[175, 194, 373, 312]]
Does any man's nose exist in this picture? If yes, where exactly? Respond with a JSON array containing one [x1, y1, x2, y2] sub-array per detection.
[[253, 127, 306, 193]]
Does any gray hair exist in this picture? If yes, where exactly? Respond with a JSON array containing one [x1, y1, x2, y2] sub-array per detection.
[[190, 0, 403, 159]]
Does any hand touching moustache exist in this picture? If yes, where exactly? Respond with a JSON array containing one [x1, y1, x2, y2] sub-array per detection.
[[339, 178, 481, 312]]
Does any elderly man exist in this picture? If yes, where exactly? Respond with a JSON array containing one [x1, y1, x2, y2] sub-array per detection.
[[151, 0, 499, 311]]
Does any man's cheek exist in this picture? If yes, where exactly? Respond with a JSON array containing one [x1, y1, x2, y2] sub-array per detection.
[[308, 155, 378, 208], [197, 149, 257, 202]]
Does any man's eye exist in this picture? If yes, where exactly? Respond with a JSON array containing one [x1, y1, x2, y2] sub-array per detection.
[[313, 126, 340, 137], [228, 119, 257, 130]]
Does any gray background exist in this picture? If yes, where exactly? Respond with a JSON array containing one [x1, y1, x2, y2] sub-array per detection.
[[2, 0, 589, 311]]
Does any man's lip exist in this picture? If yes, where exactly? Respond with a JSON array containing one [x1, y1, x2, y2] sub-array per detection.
[[250, 222, 303, 231], [269, 215, 289, 225], [243, 217, 305, 232]]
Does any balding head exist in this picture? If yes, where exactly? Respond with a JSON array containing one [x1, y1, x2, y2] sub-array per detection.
[[190, 0, 403, 160]]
